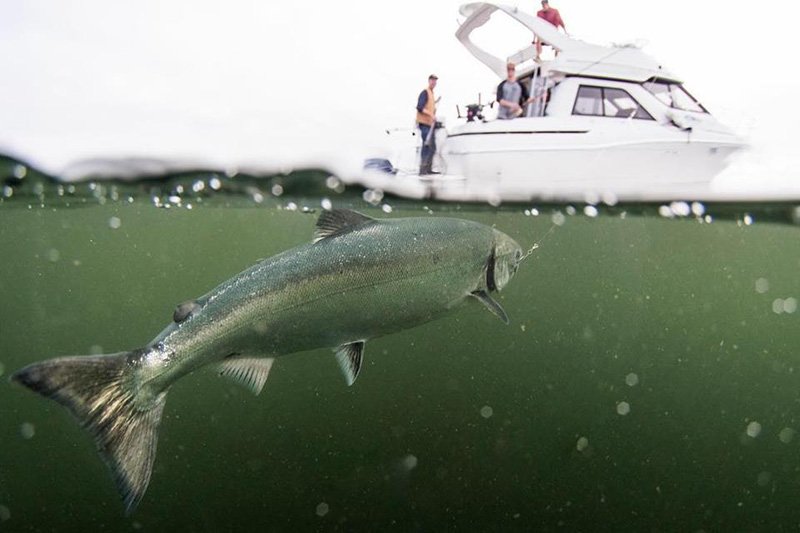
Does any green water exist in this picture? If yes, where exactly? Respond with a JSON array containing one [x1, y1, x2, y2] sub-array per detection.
[[1, 179, 800, 531]]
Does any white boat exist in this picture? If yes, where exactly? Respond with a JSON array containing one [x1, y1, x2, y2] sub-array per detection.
[[357, 2, 745, 203]]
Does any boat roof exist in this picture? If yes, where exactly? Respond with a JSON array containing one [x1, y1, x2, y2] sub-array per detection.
[[456, 2, 681, 83]]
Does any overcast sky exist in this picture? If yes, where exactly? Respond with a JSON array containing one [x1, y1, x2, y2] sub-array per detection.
[[1, 0, 798, 189]]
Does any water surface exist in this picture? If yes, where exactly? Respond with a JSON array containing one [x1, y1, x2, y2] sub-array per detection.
[[1, 175, 799, 531]]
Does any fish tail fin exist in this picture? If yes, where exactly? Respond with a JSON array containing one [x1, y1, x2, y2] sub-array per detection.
[[10, 351, 166, 515]]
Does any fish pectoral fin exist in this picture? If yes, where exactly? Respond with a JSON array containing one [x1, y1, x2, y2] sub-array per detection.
[[334, 341, 365, 386], [313, 209, 375, 243], [471, 290, 510, 325], [218, 356, 275, 395]]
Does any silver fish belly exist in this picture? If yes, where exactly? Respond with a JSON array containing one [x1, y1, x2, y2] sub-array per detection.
[[10, 209, 523, 513]]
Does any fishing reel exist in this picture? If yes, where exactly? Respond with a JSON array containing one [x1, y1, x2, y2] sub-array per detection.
[[457, 96, 493, 123]]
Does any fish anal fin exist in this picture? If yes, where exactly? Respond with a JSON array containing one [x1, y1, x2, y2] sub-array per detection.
[[334, 341, 365, 386], [218, 356, 275, 395], [471, 290, 510, 324], [314, 209, 375, 243]]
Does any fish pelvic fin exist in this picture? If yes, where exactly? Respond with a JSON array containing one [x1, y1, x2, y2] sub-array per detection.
[[10, 352, 165, 515], [335, 341, 365, 386], [219, 356, 275, 395]]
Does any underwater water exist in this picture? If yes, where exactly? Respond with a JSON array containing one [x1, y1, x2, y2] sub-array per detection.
[[1, 171, 800, 531]]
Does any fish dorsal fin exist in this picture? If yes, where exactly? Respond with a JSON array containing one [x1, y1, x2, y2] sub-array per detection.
[[314, 209, 375, 243], [471, 290, 510, 325], [335, 341, 365, 386], [218, 356, 275, 395]]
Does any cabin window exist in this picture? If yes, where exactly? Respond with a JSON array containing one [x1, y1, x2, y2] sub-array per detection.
[[572, 86, 654, 120], [643, 80, 707, 113]]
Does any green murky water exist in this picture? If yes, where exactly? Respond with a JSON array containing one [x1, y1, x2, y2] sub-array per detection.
[[1, 175, 800, 531]]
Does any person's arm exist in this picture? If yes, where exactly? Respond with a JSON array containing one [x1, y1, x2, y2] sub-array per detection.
[[416, 90, 428, 113], [497, 81, 516, 108], [520, 83, 531, 105], [556, 10, 566, 31]]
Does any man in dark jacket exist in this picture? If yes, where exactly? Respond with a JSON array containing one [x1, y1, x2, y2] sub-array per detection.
[[497, 63, 530, 119]]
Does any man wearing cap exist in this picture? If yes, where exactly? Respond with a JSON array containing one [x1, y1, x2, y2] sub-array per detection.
[[416, 74, 438, 175], [535, 0, 566, 60]]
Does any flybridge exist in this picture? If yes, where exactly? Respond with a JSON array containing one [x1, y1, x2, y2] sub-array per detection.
[[456, 2, 680, 83]]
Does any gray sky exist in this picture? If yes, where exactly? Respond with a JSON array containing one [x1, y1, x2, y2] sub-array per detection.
[[1, 0, 797, 189]]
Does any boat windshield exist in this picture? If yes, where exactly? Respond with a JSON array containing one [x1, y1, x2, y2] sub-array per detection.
[[643, 79, 707, 113]]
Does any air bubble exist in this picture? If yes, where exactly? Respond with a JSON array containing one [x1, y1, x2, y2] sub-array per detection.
[[47, 249, 61, 263], [316, 502, 329, 517], [551, 211, 566, 226], [480, 405, 494, 419], [320, 198, 332, 210], [784, 298, 797, 314], [402, 454, 418, 470], [0, 505, 9, 522], [108, 216, 122, 229], [616, 401, 630, 416], [583, 205, 598, 218], [271, 184, 284, 196], [755, 278, 769, 294], [382, 204, 393, 214], [746, 421, 762, 438], [625, 373, 639, 387], [20, 422, 35, 439], [576, 436, 589, 452], [779, 427, 795, 443]]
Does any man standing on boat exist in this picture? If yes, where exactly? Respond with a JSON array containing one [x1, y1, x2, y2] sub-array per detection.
[[416, 74, 438, 175], [535, 0, 567, 60], [497, 63, 531, 119]]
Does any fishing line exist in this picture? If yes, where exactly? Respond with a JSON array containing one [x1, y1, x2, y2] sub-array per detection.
[[518, 222, 557, 263]]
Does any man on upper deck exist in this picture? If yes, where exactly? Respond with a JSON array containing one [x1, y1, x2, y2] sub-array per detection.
[[535, 0, 567, 60]]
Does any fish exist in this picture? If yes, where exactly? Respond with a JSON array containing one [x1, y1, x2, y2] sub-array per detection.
[[10, 209, 523, 514]]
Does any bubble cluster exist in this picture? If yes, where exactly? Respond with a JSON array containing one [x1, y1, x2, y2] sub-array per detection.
[[657, 201, 709, 220], [772, 298, 798, 315], [363, 189, 384, 205]]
